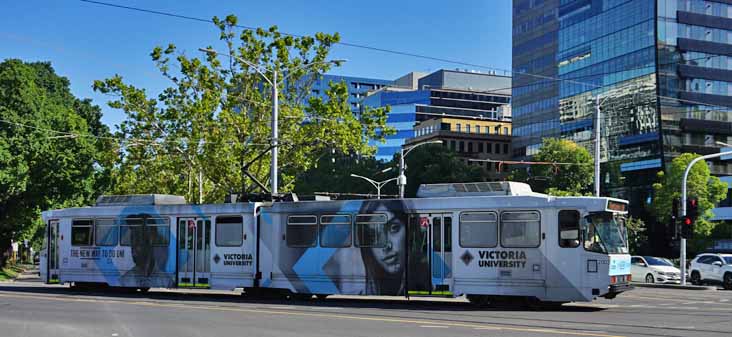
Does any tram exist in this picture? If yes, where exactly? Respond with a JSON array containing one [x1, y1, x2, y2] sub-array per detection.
[[39, 182, 632, 304]]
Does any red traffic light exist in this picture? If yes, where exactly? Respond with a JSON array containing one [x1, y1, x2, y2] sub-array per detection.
[[683, 217, 692, 225]]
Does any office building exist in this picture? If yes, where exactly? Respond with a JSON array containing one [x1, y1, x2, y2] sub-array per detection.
[[309, 74, 392, 112], [365, 69, 512, 161], [513, 0, 732, 253]]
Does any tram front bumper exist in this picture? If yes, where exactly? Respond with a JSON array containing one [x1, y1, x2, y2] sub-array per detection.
[[603, 282, 633, 299]]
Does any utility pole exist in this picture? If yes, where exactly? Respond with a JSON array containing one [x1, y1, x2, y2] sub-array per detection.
[[350, 173, 398, 199], [595, 95, 601, 197], [271, 69, 279, 197]]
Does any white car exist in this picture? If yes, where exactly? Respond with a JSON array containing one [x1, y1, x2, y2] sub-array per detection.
[[631, 256, 681, 284], [689, 253, 732, 289]]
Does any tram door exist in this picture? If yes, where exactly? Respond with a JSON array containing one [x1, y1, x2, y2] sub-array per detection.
[[177, 218, 211, 287], [47, 220, 60, 283], [430, 214, 452, 293], [408, 213, 452, 295]]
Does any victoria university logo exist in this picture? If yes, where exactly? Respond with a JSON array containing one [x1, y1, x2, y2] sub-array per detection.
[[460, 250, 474, 266]]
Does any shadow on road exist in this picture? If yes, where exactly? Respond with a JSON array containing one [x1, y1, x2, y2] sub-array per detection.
[[0, 283, 604, 313]]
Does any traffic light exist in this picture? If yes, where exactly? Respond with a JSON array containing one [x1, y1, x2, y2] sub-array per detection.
[[681, 198, 699, 239]]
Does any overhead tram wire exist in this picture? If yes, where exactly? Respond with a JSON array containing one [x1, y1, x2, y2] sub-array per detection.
[[79, 1, 732, 115]]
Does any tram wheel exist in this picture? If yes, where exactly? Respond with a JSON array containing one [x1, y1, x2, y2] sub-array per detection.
[[290, 293, 313, 301], [467, 295, 490, 306], [315, 294, 329, 300]]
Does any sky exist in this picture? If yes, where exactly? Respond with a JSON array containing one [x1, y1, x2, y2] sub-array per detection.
[[0, 0, 513, 129]]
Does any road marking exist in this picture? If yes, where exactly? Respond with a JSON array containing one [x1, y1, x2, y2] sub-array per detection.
[[420, 325, 449, 328], [474, 327, 502, 330], [112, 334, 118, 337], [0, 292, 626, 337]]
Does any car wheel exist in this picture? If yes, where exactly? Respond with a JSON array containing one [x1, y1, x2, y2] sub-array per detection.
[[691, 271, 702, 285], [724, 273, 732, 290], [645, 274, 655, 284]]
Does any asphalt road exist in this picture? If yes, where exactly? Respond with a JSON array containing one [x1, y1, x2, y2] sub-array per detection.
[[1, 276, 731, 337]]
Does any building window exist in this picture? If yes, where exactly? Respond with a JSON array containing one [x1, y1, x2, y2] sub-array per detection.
[[478, 142, 484, 152], [476, 125, 481, 134], [456, 123, 461, 132], [459, 141, 465, 152], [503, 143, 509, 154], [468, 142, 474, 153], [466, 125, 471, 133], [72, 219, 93, 246], [450, 140, 456, 150], [216, 216, 243, 247], [504, 127, 509, 135], [487, 142, 492, 153], [494, 143, 500, 153]]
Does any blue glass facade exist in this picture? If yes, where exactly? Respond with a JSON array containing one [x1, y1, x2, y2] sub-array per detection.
[[514, 0, 732, 254], [363, 90, 430, 161], [309, 75, 392, 112]]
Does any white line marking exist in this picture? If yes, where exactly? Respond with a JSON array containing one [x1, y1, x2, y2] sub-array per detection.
[[474, 327, 502, 330], [112, 334, 118, 337], [420, 325, 449, 328]]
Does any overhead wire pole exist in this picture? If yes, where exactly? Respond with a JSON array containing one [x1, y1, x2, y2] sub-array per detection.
[[349, 174, 398, 199], [198, 48, 344, 199], [398, 140, 442, 198]]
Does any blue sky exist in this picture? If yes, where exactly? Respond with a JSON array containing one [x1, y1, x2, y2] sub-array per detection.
[[1, 0, 512, 128]]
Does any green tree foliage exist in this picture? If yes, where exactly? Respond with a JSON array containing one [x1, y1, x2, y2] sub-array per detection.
[[294, 153, 395, 198], [94, 15, 392, 202], [514, 138, 594, 195], [625, 216, 648, 255], [652, 153, 728, 239], [0, 59, 113, 261], [402, 144, 484, 197]]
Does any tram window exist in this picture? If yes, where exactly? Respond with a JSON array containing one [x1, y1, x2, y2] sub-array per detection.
[[120, 218, 169, 246], [500, 211, 541, 248], [94, 218, 118, 246], [216, 216, 243, 247], [444, 217, 452, 252], [355, 214, 388, 248], [459, 212, 497, 248], [71, 219, 93, 246], [146, 218, 170, 246], [287, 215, 318, 247], [320, 215, 352, 248], [558, 210, 580, 248], [120, 218, 142, 246]]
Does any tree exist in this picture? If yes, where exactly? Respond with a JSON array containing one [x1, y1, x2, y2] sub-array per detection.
[[0, 59, 113, 263], [293, 153, 394, 198], [515, 138, 594, 195], [402, 144, 484, 197], [625, 216, 648, 255], [652, 153, 728, 240], [94, 15, 392, 202]]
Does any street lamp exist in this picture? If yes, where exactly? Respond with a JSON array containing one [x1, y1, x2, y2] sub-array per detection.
[[350, 173, 398, 199], [398, 140, 443, 198], [199, 48, 345, 198]]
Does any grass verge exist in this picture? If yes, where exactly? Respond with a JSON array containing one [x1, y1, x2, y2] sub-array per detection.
[[0, 264, 25, 282]]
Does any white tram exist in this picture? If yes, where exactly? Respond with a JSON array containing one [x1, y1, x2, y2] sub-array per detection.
[[40, 182, 632, 304]]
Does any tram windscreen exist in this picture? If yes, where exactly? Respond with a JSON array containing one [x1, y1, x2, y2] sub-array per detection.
[[584, 212, 628, 254]]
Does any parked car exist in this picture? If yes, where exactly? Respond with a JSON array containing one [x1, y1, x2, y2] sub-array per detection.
[[631, 256, 682, 284], [688, 253, 732, 289]]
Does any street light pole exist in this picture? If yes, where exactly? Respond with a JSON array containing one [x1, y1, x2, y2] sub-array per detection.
[[350, 173, 398, 199], [398, 140, 443, 198], [595, 95, 601, 197], [680, 145, 732, 285]]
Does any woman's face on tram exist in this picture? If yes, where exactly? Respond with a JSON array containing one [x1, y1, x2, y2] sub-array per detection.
[[369, 206, 405, 275]]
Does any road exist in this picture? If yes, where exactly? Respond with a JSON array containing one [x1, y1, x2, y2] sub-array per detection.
[[1, 276, 731, 337]]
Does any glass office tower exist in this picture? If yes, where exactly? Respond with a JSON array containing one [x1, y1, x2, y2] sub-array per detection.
[[513, 0, 732, 254]]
